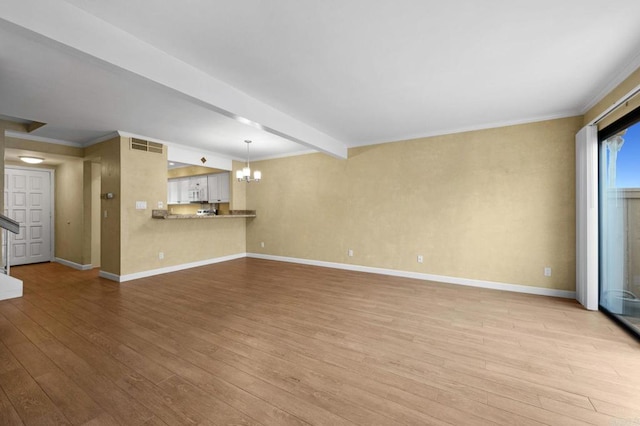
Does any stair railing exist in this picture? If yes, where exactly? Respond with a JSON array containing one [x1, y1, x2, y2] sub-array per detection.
[[0, 213, 20, 276]]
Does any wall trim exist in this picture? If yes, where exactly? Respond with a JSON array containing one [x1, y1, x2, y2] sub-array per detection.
[[94, 251, 576, 299], [100, 252, 247, 283], [350, 111, 581, 148], [55, 257, 93, 271], [247, 253, 577, 299]]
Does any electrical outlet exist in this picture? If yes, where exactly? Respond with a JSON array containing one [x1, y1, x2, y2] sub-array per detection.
[[544, 267, 551, 277], [260, 242, 265, 248], [158, 201, 164, 208], [417, 255, 424, 263], [159, 252, 164, 260], [348, 249, 354, 257]]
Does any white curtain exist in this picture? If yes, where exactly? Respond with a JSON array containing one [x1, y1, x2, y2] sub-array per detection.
[[575, 125, 599, 310]]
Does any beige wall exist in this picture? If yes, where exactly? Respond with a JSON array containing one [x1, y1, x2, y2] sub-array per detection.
[[119, 137, 246, 276], [54, 159, 84, 264], [128, 218, 246, 274], [230, 160, 247, 210], [247, 116, 583, 291], [85, 137, 122, 275]]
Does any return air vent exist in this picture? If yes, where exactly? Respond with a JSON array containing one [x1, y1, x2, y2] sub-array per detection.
[[131, 138, 163, 154]]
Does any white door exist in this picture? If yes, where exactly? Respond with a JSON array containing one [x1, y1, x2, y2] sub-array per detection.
[[4, 168, 52, 266]]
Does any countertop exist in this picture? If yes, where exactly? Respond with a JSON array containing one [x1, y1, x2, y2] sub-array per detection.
[[152, 209, 256, 219]]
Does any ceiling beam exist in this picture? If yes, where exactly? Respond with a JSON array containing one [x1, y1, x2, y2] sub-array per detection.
[[0, 0, 348, 159]]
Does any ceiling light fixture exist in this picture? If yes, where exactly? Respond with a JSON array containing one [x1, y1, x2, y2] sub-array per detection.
[[19, 156, 44, 164], [236, 140, 261, 183]]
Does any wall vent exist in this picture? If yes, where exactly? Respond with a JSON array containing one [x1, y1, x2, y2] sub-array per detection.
[[131, 138, 163, 154]]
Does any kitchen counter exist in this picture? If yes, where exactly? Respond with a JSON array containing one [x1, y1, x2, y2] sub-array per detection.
[[152, 209, 256, 219]]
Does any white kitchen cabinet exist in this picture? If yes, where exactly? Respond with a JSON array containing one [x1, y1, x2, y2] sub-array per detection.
[[167, 180, 180, 204], [168, 177, 189, 204], [217, 172, 230, 202], [189, 176, 208, 202], [168, 176, 207, 204], [169, 172, 229, 204], [207, 172, 230, 203], [177, 178, 191, 204]]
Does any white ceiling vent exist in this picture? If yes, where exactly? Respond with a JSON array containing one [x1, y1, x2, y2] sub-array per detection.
[[131, 138, 163, 154]]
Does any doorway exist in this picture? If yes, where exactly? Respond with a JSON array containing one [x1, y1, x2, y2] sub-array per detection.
[[599, 107, 640, 337], [4, 167, 53, 266]]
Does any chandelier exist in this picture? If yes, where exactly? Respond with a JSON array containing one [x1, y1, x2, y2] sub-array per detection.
[[236, 140, 261, 182]]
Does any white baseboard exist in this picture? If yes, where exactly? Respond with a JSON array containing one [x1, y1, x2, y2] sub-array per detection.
[[98, 270, 120, 282], [0, 274, 23, 301], [55, 257, 93, 271], [94, 250, 576, 299], [99, 253, 247, 283], [247, 253, 577, 299]]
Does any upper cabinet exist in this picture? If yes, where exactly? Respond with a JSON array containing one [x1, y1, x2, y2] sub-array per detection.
[[207, 172, 230, 203], [190, 176, 207, 202], [167, 179, 180, 204], [168, 172, 230, 204]]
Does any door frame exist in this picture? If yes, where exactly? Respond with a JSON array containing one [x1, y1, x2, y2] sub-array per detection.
[[5, 165, 56, 262]]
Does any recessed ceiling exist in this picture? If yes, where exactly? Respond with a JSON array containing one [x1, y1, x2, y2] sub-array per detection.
[[2, 0, 640, 160]]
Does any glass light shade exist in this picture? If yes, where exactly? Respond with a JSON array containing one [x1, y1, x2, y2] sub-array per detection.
[[242, 166, 251, 177], [253, 170, 261, 181], [19, 156, 44, 164], [236, 170, 244, 180]]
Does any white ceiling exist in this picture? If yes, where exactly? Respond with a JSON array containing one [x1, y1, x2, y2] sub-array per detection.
[[2, 0, 640, 160]]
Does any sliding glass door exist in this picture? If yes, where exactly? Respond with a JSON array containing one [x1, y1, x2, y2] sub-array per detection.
[[599, 111, 640, 336]]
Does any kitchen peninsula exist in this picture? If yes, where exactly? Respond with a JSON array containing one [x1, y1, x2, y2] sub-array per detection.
[[152, 209, 256, 219]]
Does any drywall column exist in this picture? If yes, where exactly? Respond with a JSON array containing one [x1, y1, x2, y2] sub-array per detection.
[[84, 137, 122, 279], [82, 160, 93, 266], [91, 163, 101, 267]]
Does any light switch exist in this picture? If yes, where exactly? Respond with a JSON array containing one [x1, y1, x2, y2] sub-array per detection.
[[136, 201, 147, 210]]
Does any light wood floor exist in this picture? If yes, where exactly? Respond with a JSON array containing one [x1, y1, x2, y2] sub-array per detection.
[[1, 259, 640, 425]]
